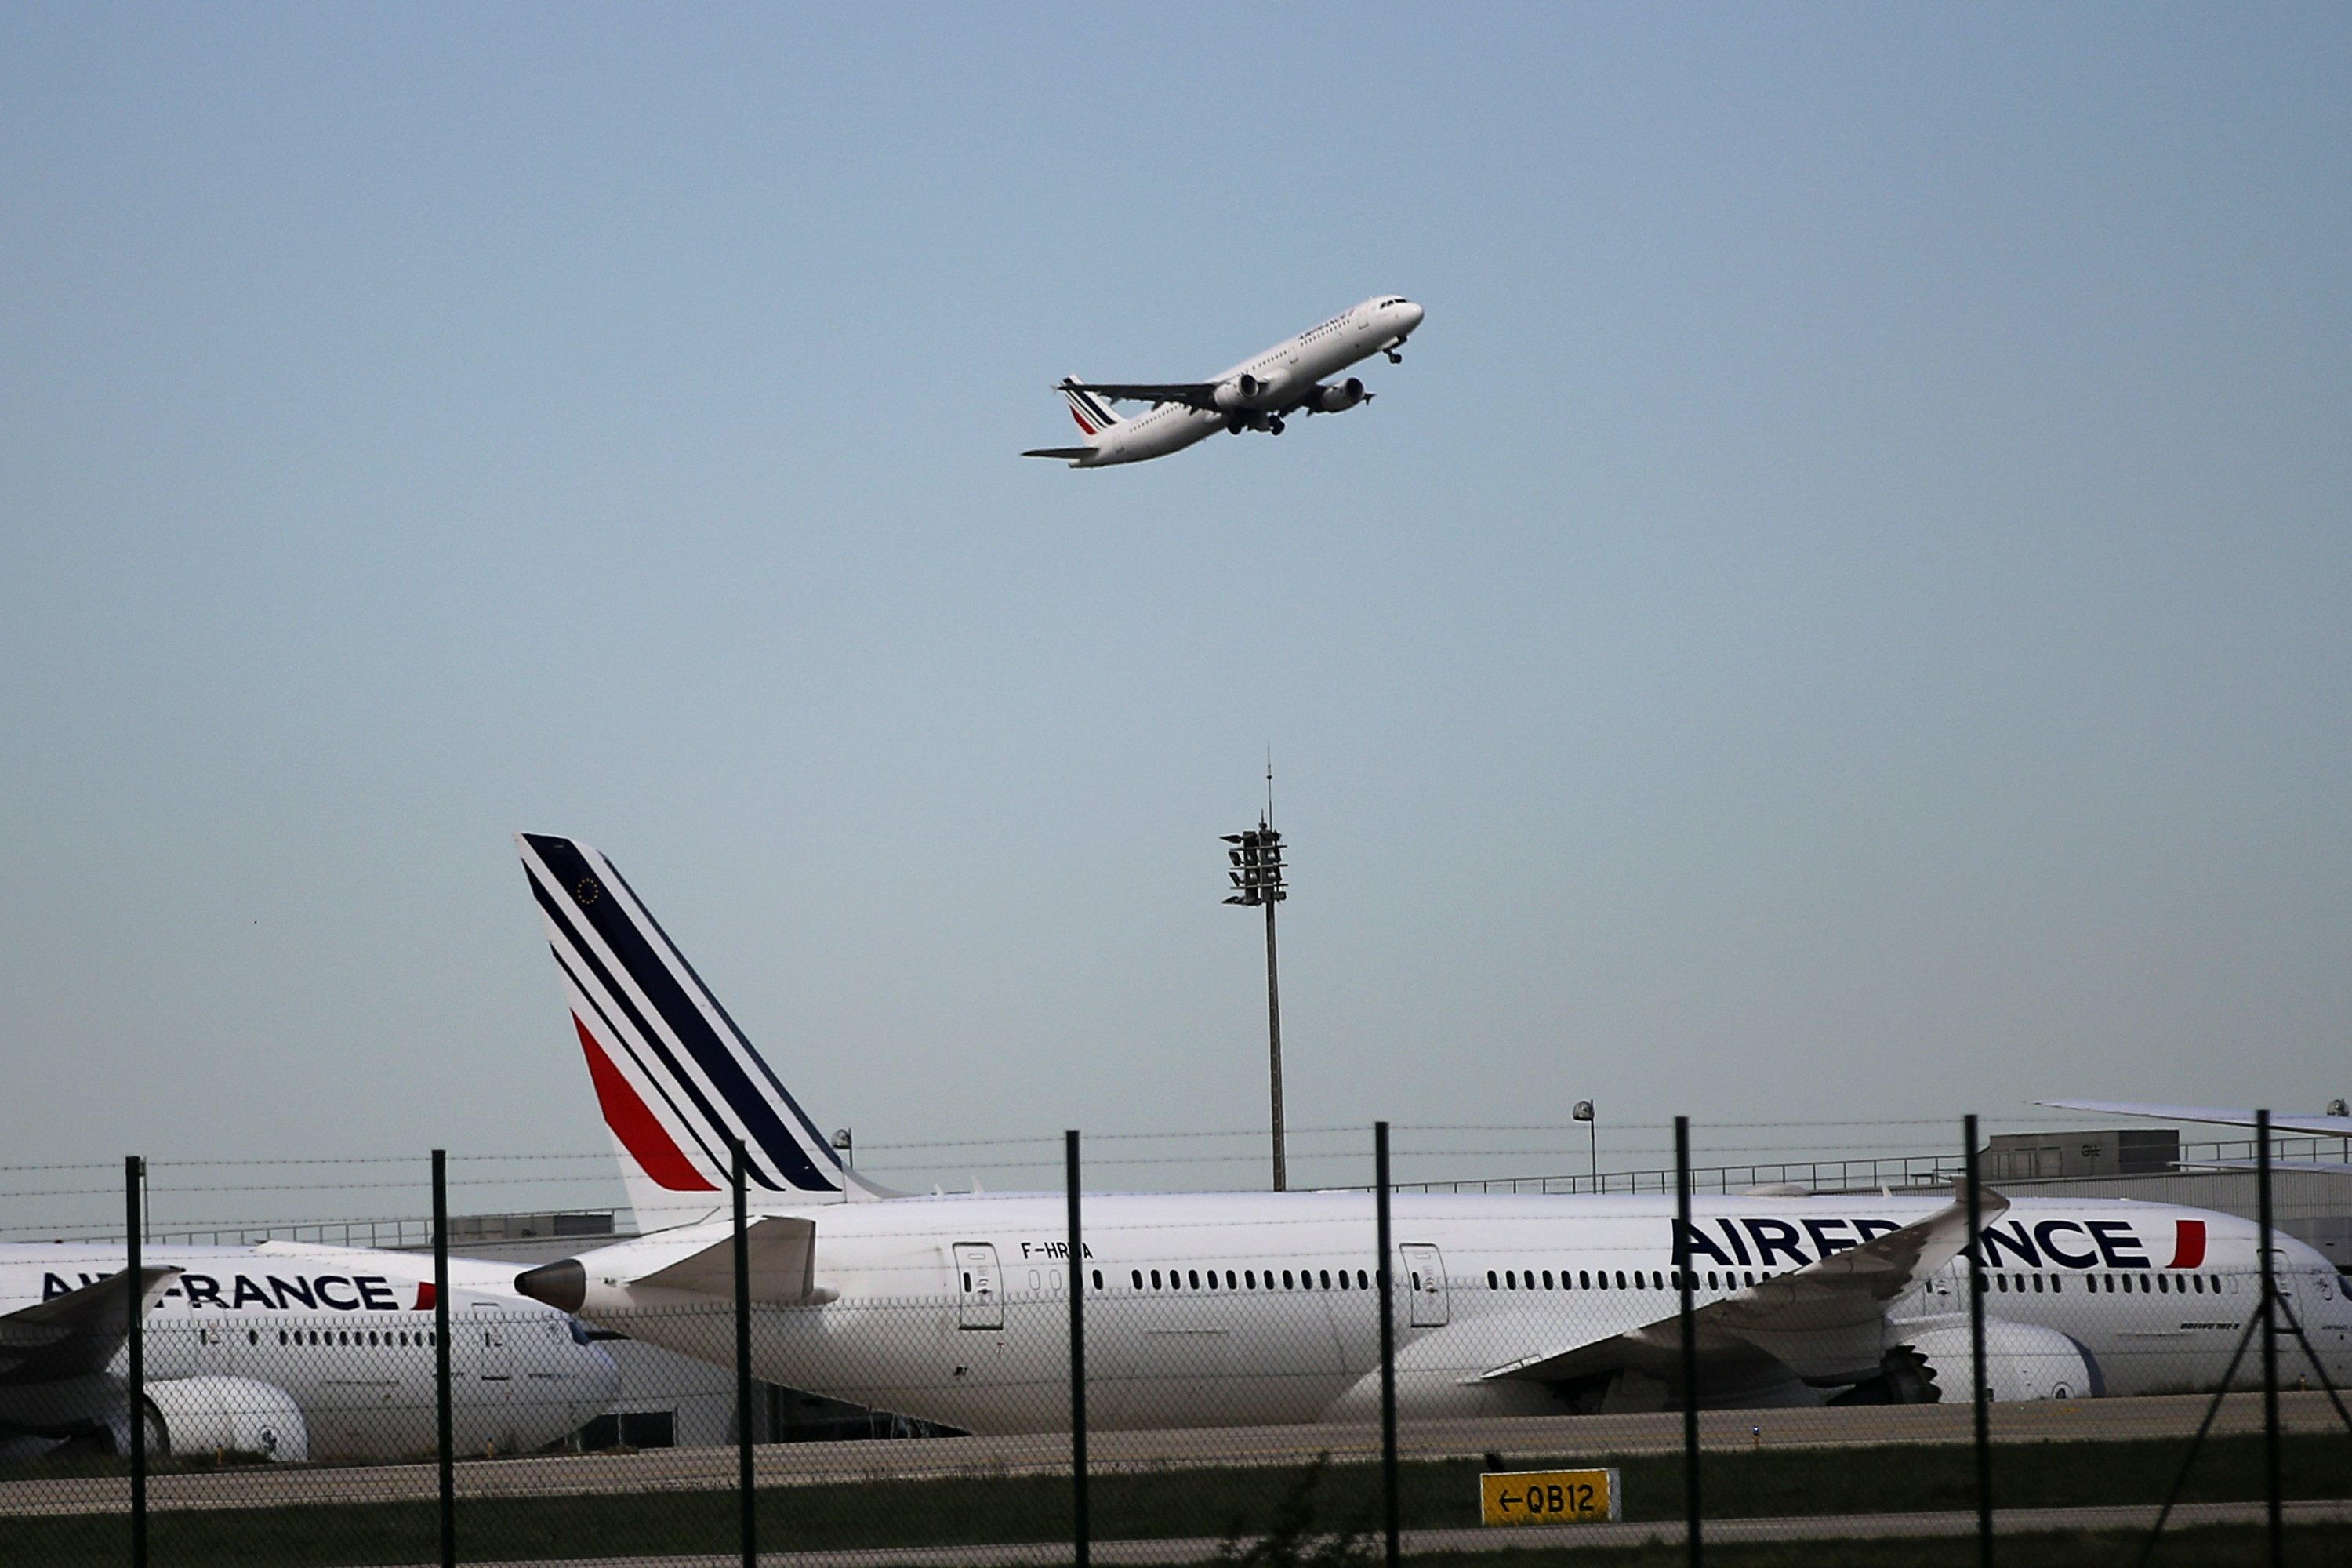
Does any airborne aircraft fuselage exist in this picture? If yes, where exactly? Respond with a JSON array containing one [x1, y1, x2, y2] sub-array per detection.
[[1022, 295, 1425, 467]]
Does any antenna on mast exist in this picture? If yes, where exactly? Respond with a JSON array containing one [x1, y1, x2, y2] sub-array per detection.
[[1224, 752, 1288, 1189]]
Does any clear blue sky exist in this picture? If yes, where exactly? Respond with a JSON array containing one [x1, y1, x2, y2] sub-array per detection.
[[4, 5, 2347, 1196]]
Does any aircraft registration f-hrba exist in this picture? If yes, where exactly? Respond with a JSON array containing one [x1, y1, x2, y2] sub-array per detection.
[[511, 833, 2351, 1435], [1021, 295, 1425, 466]]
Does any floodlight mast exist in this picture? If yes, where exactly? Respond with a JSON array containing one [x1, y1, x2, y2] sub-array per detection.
[[1222, 817, 1289, 1191]]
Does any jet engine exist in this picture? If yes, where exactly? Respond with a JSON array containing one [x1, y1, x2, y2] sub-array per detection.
[[1309, 377, 1367, 412], [145, 1377, 309, 1461], [1212, 373, 1263, 412], [1837, 1321, 2099, 1405]]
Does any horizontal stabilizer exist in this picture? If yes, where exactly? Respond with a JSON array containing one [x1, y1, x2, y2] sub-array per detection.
[[639, 1216, 820, 1304], [1022, 448, 1093, 461]]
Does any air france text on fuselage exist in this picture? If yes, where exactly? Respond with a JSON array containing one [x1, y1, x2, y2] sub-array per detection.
[[42, 1269, 428, 1311]]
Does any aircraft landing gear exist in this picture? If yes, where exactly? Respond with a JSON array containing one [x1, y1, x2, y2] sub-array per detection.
[[1226, 413, 1247, 435], [1267, 416, 1286, 435], [1385, 337, 1409, 364]]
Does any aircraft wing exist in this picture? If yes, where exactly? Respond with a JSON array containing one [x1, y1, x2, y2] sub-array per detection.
[[1483, 1185, 2006, 1388], [0, 1266, 180, 1383], [2035, 1100, 2352, 1139], [1062, 379, 1221, 411]]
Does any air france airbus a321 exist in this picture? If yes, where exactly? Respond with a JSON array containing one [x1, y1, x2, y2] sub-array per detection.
[[1022, 296, 1425, 467], [508, 833, 2350, 1434]]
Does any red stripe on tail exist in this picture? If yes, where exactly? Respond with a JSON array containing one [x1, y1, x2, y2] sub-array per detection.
[[2169, 1219, 2207, 1269], [574, 1014, 717, 1192]]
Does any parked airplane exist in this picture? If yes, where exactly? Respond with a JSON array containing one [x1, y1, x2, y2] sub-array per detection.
[[0, 1240, 619, 1465], [1021, 296, 1424, 466], [509, 833, 2352, 1433]]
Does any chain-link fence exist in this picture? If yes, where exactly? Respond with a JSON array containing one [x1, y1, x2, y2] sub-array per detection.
[[5, 1116, 2350, 1567]]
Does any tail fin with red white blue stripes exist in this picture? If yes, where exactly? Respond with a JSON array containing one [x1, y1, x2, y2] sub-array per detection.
[[1059, 377, 1121, 437], [517, 833, 885, 1230]]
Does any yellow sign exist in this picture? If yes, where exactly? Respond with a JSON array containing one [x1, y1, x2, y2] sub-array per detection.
[[1479, 1468, 1619, 1526]]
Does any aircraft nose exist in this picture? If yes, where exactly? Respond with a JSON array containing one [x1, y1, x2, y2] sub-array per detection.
[[1399, 301, 1425, 331]]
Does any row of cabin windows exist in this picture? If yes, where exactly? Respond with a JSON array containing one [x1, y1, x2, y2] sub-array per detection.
[[1126, 1266, 1372, 1294], [263, 1327, 439, 1347], [1995, 1272, 2223, 1295], [1493, 1267, 1715, 1292], [1480, 1267, 2234, 1298]]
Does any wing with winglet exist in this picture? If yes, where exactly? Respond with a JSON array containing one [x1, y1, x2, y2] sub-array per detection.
[[1483, 1184, 2009, 1389], [1060, 379, 1222, 411]]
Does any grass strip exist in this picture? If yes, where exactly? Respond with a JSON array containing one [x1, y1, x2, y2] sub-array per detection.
[[1410, 1525, 2352, 1568], [6, 1434, 2349, 1566]]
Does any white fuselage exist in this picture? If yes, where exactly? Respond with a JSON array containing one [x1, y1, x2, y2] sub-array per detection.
[[1080, 296, 1422, 466], [560, 1189, 2350, 1435], [2, 1243, 619, 1461]]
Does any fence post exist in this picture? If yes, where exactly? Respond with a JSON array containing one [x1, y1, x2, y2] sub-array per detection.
[[1675, 1116, 1700, 1568], [2257, 1109, 2280, 1568], [1963, 1115, 1991, 1568], [432, 1149, 454, 1568], [125, 1155, 146, 1568], [1066, 1131, 1088, 1568], [1376, 1121, 1399, 1568], [734, 1139, 756, 1568]]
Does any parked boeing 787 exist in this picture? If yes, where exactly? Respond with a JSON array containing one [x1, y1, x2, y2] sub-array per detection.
[[1022, 296, 1424, 466], [0, 1240, 617, 1464], [508, 833, 2350, 1435]]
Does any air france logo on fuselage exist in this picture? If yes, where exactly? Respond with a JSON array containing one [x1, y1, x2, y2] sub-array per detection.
[[43, 1271, 430, 1310], [1672, 1217, 2205, 1271]]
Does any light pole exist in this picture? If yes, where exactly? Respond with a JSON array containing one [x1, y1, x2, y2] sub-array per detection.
[[1573, 1100, 1597, 1189], [1223, 818, 1288, 1192]]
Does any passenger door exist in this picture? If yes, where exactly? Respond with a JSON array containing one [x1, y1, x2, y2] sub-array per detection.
[[1400, 1243, 1450, 1327], [472, 1305, 513, 1384], [953, 1243, 1003, 1330]]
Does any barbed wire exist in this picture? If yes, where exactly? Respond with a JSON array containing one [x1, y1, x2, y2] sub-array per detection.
[[0, 1111, 2165, 1175]]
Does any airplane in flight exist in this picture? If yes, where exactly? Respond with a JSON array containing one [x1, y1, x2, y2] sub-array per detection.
[[1022, 296, 1425, 467], [508, 833, 2350, 1434], [0, 1238, 619, 1465]]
